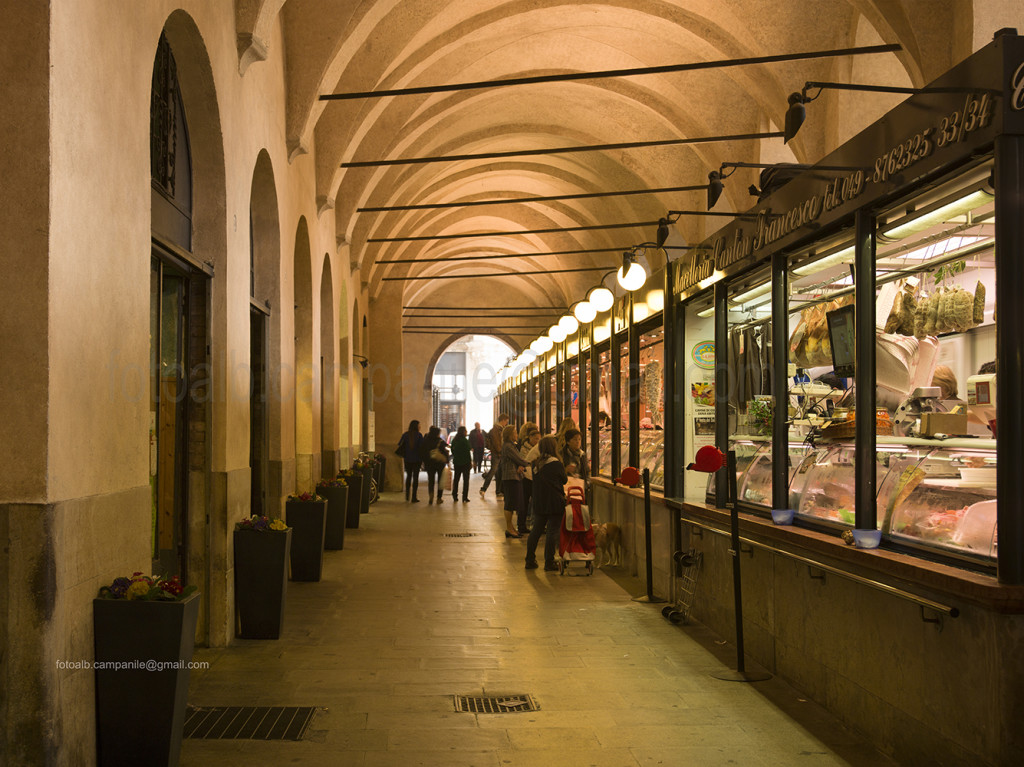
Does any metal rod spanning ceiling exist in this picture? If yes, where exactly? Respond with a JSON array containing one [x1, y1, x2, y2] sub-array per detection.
[[320, 44, 901, 101], [342, 133, 784, 168], [377, 245, 688, 265], [357, 184, 708, 212], [403, 329, 536, 335], [401, 305, 565, 311], [402, 324, 553, 329], [369, 221, 658, 243], [382, 266, 610, 281]]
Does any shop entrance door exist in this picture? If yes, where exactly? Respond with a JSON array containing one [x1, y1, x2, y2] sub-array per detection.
[[150, 255, 192, 579]]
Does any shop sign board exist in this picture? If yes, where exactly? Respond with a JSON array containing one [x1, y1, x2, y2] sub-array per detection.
[[673, 34, 1024, 303]]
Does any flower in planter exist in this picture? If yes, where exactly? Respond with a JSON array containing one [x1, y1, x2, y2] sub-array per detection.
[[98, 571, 198, 601], [287, 492, 325, 502], [235, 514, 288, 532], [316, 477, 348, 488]]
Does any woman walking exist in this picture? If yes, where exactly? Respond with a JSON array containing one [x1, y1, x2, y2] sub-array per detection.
[[525, 436, 568, 571], [397, 420, 423, 503], [498, 424, 530, 537], [450, 426, 472, 502], [418, 426, 449, 505]]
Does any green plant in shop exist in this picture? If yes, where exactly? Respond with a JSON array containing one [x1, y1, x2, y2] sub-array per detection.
[[748, 398, 773, 436]]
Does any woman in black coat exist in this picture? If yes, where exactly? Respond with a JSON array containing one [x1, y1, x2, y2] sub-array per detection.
[[396, 420, 423, 503], [418, 425, 449, 505], [524, 436, 568, 571]]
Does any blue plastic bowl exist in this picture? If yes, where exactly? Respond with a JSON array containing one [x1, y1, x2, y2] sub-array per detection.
[[852, 529, 882, 549], [771, 508, 795, 525]]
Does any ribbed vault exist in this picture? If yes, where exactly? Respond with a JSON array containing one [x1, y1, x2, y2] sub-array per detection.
[[239, 0, 970, 328]]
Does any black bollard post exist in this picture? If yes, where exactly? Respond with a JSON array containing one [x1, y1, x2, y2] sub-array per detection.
[[712, 450, 771, 682], [632, 468, 666, 604]]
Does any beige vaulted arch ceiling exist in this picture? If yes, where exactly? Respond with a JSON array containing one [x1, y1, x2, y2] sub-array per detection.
[[263, 0, 964, 322]]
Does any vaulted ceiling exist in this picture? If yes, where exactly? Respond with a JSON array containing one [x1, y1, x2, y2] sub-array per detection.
[[239, 0, 969, 327]]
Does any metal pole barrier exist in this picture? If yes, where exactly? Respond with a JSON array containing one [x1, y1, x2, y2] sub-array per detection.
[[632, 468, 666, 604], [712, 450, 771, 682]]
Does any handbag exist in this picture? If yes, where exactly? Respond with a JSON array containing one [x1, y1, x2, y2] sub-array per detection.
[[395, 436, 406, 457], [443, 465, 453, 491], [429, 448, 446, 464]]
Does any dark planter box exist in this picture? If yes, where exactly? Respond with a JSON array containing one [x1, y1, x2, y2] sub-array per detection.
[[374, 454, 386, 492], [315, 484, 348, 549], [93, 591, 200, 767], [233, 528, 290, 638], [345, 474, 362, 529], [360, 464, 373, 513], [285, 499, 327, 581]]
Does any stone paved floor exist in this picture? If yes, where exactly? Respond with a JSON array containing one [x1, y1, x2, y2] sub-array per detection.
[[182, 475, 897, 766]]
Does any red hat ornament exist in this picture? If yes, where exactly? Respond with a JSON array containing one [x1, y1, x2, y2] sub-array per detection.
[[687, 445, 726, 473], [614, 466, 641, 487]]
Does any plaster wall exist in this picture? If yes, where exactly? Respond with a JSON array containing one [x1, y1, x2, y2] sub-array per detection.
[[1, 1, 354, 761], [371, 284, 411, 490]]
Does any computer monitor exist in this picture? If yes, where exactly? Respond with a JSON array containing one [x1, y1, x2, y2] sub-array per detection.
[[826, 304, 856, 378]]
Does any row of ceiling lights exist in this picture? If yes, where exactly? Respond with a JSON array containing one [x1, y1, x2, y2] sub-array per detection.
[[505, 78, 972, 373]]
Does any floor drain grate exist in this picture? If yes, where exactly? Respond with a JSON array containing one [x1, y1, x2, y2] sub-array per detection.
[[454, 694, 539, 714], [443, 532, 476, 538], [183, 706, 317, 740]]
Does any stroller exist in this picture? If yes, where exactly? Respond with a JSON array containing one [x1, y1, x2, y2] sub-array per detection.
[[559, 485, 597, 575]]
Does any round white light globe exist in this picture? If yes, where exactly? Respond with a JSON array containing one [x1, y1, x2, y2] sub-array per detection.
[[573, 300, 597, 324], [588, 286, 614, 312], [617, 262, 647, 291], [549, 324, 567, 343], [558, 314, 579, 335]]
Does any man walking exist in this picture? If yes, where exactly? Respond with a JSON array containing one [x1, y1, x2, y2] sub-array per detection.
[[479, 413, 509, 499], [469, 422, 486, 473]]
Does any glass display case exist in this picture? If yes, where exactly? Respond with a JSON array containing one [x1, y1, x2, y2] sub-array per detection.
[[705, 438, 766, 503], [881, 441, 997, 560], [701, 434, 997, 565]]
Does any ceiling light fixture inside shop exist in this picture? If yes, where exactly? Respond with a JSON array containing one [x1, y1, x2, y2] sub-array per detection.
[[881, 187, 994, 241]]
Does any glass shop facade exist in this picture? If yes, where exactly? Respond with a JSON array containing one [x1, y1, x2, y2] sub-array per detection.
[[498, 30, 1024, 583]]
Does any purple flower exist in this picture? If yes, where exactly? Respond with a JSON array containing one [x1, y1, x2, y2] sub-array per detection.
[[109, 577, 131, 598]]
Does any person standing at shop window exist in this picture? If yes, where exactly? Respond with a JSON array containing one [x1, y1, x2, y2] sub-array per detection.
[[518, 425, 541, 526], [479, 413, 509, 499], [524, 436, 568, 571], [498, 424, 530, 537], [559, 428, 590, 482]]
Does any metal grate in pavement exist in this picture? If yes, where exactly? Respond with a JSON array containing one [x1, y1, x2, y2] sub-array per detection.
[[454, 694, 538, 713], [442, 532, 477, 537], [183, 706, 317, 740]]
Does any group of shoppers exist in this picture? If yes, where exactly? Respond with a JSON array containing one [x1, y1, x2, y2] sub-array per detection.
[[397, 414, 591, 571], [396, 420, 471, 505]]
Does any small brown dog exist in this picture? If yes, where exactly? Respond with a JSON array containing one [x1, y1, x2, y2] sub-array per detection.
[[594, 522, 622, 568]]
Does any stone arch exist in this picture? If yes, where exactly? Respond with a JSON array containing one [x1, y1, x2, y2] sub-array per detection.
[[153, 11, 228, 644], [293, 216, 316, 491], [249, 149, 281, 513]]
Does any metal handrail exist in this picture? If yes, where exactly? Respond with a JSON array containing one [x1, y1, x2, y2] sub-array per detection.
[[681, 515, 960, 618]]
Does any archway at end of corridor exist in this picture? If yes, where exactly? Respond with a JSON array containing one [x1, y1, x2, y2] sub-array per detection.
[[429, 335, 515, 439]]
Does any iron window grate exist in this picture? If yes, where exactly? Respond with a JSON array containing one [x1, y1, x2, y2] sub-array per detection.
[[454, 694, 539, 714], [183, 706, 317, 740]]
